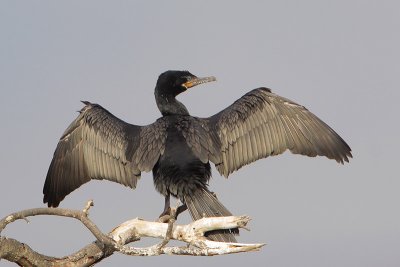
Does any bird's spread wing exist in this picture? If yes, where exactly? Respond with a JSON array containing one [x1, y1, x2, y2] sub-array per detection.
[[43, 101, 167, 207], [202, 87, 352, 177]]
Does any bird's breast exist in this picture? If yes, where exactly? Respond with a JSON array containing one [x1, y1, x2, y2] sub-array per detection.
[[152, 116, 211, 198]]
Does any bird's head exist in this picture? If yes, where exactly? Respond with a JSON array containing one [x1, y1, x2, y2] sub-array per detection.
[[155, 70, 216, 97], [154, 70, 216, 116]]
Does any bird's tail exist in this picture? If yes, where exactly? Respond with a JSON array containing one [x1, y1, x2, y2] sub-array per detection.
[[184, 188, 239, 242]]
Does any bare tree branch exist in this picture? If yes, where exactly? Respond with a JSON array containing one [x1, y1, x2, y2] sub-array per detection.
[[0, 201, 265, 266]]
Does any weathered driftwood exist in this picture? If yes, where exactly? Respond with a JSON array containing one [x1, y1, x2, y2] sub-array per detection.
[[0, 200, 265, 266]]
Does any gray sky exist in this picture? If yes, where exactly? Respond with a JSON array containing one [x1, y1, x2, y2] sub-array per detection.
[[1, 1, 399, 266]]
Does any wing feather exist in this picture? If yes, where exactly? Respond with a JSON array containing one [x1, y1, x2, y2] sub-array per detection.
[[204, 87, 352, 177], [43, 102, 167, 207]]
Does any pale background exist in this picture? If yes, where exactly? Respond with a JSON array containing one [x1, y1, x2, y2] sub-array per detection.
[[1, 1, 399, 266]]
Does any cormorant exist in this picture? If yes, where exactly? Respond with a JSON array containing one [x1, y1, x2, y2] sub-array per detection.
[[43, 70, 352, 242]]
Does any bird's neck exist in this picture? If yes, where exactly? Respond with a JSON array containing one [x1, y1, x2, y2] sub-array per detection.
[[155, 92, 189, 116]]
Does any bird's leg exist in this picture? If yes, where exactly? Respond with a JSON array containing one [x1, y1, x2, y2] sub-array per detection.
[[158, 196, 188, 223], [158, 194, 171, 223], [158, 193, 192, 222], [176, 203, 187, 218], [162, 194, 171, 215]]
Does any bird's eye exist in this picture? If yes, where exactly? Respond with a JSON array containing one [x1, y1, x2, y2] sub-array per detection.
[[176, 77, 189, 87], [184, 76, 193, 82], [174, 80, 183, 87]]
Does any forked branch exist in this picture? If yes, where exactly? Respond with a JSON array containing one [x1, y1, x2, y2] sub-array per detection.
[[0, 201, 265, 266]]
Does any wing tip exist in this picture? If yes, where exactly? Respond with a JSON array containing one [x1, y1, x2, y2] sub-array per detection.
[[81, 100, 92, 106], [43, 194, 61, 208], [334, 149, 353, 165]]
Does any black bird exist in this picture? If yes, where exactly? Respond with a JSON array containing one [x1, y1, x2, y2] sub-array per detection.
[[43, 70, 352, 242]]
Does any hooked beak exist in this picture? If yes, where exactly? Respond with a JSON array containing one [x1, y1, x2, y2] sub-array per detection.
[[182, 76, 217, 89]]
